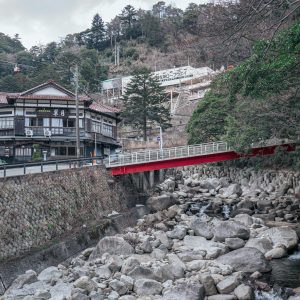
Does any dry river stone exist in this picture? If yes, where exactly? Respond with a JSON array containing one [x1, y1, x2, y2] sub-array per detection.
[[162, 282, 205, 300], [133, 279, 162, 296], [146, 194, 177, 212], [216, 247, 271, 273], [190, 219, 214, 239], [214, 221, 250, 242], [89, 236, 134, 260]]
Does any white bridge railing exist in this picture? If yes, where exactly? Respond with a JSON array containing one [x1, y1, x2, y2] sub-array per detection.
[[107, 141, 229, 167]]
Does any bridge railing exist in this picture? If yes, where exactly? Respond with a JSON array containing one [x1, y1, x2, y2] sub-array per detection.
[[107, 141, 228, 167], [0, 156, 104, 179]]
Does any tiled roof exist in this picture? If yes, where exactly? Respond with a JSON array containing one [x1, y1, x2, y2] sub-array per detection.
[[17, 95, 90, 101], [89, 102, 120, 114], [20, 80, 75, 97], [0, 92, 18, 104]]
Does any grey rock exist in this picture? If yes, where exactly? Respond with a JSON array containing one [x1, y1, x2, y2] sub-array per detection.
[[265, 246, 287, 259], [49, 282, 72, 300], [217, 276, 239, 294], [95, 265, 112, 279], [109, 279, 128, 295], [73, 276, 97, 293], [121, 257, 140, 274], [207, 295, 237, 300], [225, 238, 245, 250], [257, 227, 298, 250], [134, 279, 162, 296], [166, 253, 186, 279], [162, 282, 205, 300], [89, 236, 134, 260], [155, 231, 173, 250], [147, 194, 177, 212], [6, 270, 37, 291], [120, 275, 134, 291], [233, 214, 254, 226], [184, 236, 226, 259], [107, 255, 123, 272], [166, 226, 186, 240], [214, 221, 250, 242], [33, 290, 51, 300], [128, 266, 158, 281], [234, 284, 254, 300], [37, 267, 62, 283], [190, 219, 214, 239], [119, 296, 137, 300], [216, 247, 271, 273], [70, 292, 89, 300], [222, 184, 243, 197], [140, 238, 153, 253], [199, 273, 217, 296], [245, 237, 273, 254]]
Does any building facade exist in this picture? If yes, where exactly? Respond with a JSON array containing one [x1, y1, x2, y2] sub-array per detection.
[[0, 81, 120, 162]]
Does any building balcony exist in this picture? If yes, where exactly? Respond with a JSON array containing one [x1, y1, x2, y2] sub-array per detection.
[[24, 126, 85, 137]]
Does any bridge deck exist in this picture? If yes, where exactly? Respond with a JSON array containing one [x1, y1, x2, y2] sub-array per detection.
[[106, 142, 296, 176]]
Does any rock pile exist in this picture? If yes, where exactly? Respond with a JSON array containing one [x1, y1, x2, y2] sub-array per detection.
[[1, 169, 300, 300]]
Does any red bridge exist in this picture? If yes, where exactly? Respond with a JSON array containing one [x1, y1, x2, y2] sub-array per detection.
[[106, 141, 297, 176]]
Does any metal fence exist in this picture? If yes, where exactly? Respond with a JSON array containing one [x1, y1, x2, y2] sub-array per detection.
[[0, 156, 104, 179], [107, 141, 228, 167]]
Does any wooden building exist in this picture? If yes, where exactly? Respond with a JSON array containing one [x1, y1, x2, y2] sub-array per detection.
[[0, 80, 120, 162]]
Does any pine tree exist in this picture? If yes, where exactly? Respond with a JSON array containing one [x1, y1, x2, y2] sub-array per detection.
[[88, 13, 105, 51], [122, 68, 171, 141]]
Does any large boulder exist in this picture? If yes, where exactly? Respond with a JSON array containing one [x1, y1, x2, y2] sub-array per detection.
[[184, 236, 226, 259], [190, 219, 214, 239], [245, 237, 273, 254], [257, 227, 298, 250], [146, 194, 177, 212], [216, 275, 239, 294], [162, 282, 205, 300], [234, 284, 254, 300], [134, 279, 162, 296], [214, 221, 250, 242], [89, 236, 134, 260], [216, 247, 271, 273], [221, 184, 243, 198], [37, 266, 63, 282]]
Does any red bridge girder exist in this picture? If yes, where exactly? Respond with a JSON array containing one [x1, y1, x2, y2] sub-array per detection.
[[109, 144, 296, 176]]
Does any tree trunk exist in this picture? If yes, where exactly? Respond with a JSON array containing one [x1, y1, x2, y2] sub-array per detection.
[[143, 116, 147, 141]]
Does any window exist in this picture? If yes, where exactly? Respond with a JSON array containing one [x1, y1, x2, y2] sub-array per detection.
[[15, 147, 32, 157], [68, 147, 75, 156], [92, 120, 101, 133], [29, 117, 43, 126], [68, 119, 75, 127], [58, 147, 66, 156], [102, 123, 113, 137], [0, 117, 14, 129]]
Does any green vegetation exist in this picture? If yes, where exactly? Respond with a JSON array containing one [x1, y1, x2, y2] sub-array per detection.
[[188, 23, 300, 168], [32, 144, 42, 161], [122, 68, 171, 141]]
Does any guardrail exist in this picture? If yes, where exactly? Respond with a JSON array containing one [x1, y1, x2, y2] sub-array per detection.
[[0, 156, 104, 178], [107, 141, 228, 167]]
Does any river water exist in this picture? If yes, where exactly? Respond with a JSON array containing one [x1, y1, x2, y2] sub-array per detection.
[[256, 245, 300, 299]]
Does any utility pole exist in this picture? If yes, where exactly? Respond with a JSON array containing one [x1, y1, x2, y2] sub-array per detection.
[[75, 64, 80, 159]]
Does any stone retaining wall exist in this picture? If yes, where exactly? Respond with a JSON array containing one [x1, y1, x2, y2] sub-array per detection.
[[177, 165, 300, 194], [0, 166, 128, 262]]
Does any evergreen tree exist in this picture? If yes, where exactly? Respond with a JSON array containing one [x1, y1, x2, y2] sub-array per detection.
[[88, 13, 105, 51], [119, 5, 139, 39], [122, 68, 170, 141]]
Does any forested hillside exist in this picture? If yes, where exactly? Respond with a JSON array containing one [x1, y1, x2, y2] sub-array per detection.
[[0, 0, 298, 93]]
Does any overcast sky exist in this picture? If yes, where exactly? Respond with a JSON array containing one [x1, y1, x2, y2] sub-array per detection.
[[0, 0, 209, 49]]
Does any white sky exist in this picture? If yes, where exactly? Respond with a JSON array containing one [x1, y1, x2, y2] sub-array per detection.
[[0, 0, 209, 49]]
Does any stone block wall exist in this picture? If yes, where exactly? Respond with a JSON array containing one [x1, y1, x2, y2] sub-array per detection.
[[177, 165, 300, 193], [0, 166, 127, 262]]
